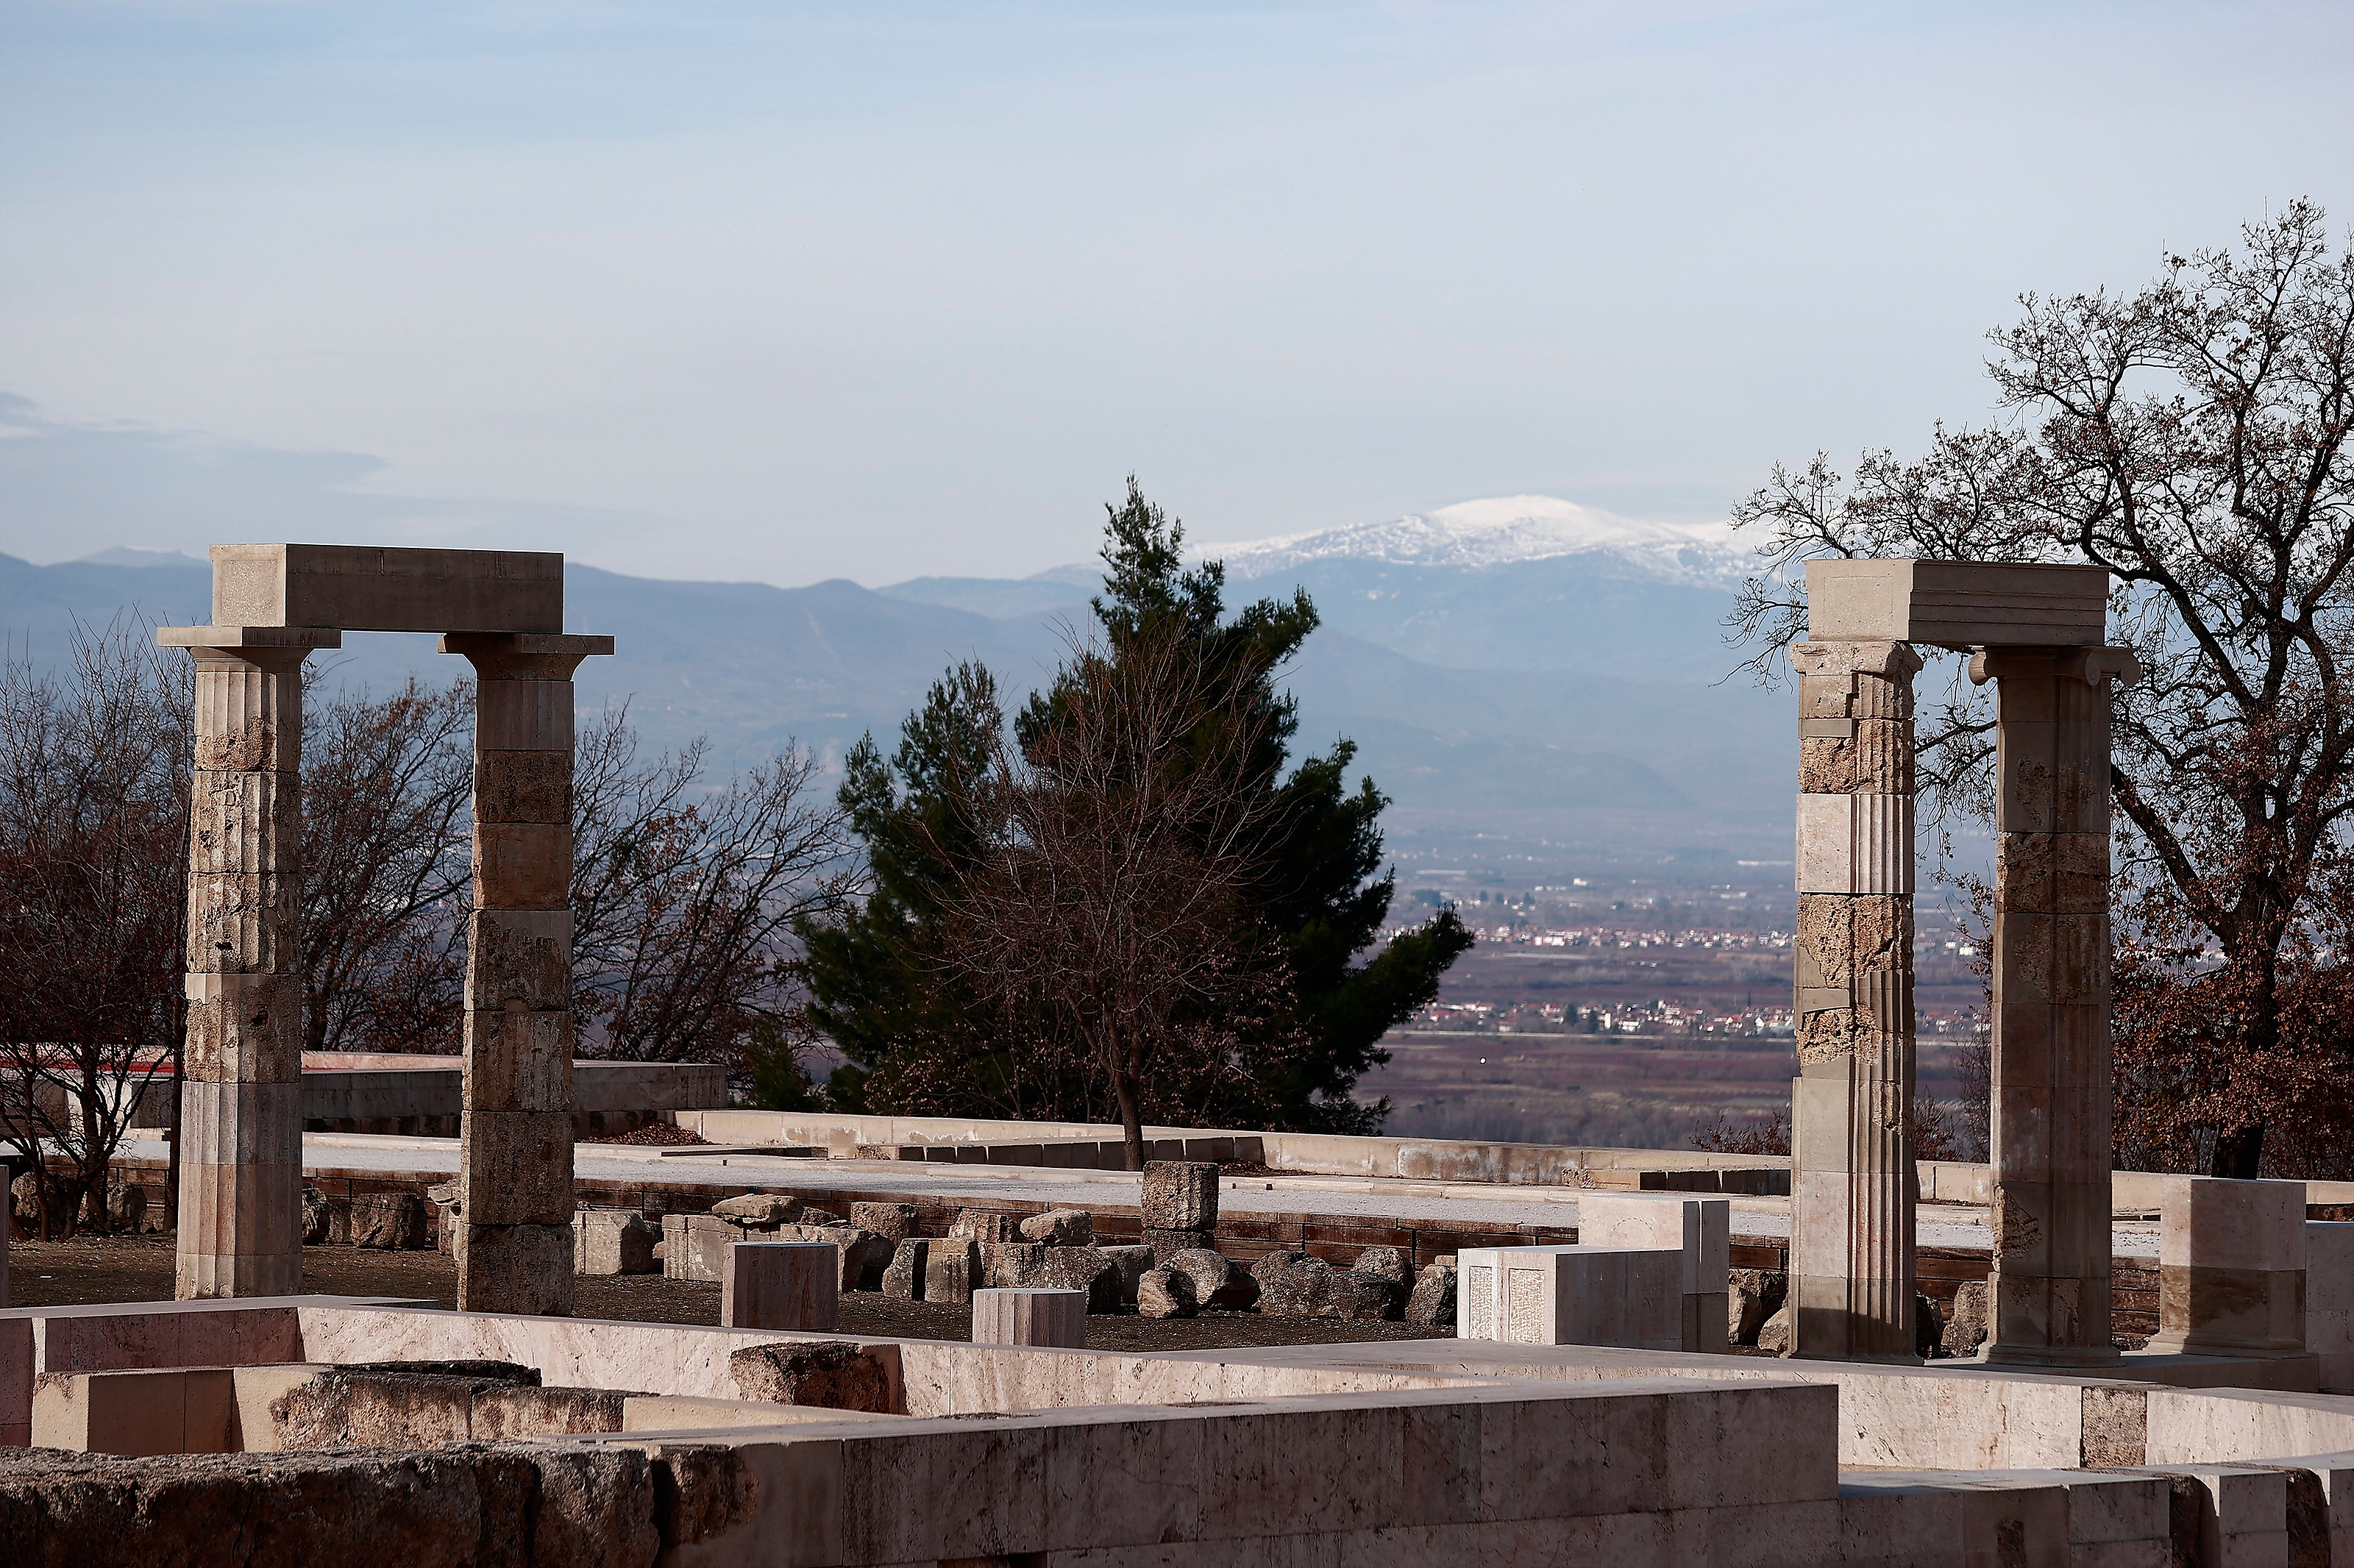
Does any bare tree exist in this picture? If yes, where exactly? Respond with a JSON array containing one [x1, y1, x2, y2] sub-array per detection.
[[1728, 201, 2354, 1177], [569, 710, 856, 1072], [921, 622, 1301, 1170], [0, 619, 188, 1236]]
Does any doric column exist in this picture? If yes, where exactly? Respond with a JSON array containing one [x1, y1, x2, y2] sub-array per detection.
[[162, 625, 338, 1299], [1974, 646, 2137, 1368], [443, 632, 612, 1315], [1790, 638, 1921, 1361]]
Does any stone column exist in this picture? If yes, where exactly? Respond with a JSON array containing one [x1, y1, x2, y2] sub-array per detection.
[[1975, 646, 2136, 1368], [443, 632, 611, 1315], [1790, 638, 1921, 1361], [163, 626, 338, 1299]]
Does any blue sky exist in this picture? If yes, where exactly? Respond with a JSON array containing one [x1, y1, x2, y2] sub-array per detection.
[[1, 1, 2347, 585]]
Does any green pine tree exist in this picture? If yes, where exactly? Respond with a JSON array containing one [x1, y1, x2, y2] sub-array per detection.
[[801, 478, 1471, 1130]]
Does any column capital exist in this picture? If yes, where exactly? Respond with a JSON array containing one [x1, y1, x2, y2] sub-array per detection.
[[159, 625, 341, 660], [440, 631, 615, 680], [1790, 639, 1924, 680], [1969, 646, 2142, 687]]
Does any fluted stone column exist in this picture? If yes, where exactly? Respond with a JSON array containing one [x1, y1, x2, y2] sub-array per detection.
[[1974, 646, 2137, 1368], [444, 632, 611, 1315], [1790, 638, 1921, 1361], [165, 625, 338, 1299]]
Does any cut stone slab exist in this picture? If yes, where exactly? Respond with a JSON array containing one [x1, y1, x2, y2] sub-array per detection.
[[971, 1288, 1087, 1348], [881, 1239, 929, 1301], [721, 1242, 840, 1333], [922, 1236, 983, 1305], [849, 1202, 917, 1242]]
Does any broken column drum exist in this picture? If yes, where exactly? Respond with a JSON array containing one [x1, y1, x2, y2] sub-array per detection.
[[1975, 645, 2138, 1368], [1790, 638, 1921, 1362], [446, 632, 611, 1316], [168, 625, 339, 1300]]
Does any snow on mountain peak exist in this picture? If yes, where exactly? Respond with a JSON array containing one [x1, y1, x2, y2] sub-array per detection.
[[1201, 496, 1748, 586]]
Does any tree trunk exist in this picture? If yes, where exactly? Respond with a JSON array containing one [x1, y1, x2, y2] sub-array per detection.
[[2210, 1122, 2265, 1180], [1112, 1052, 1145, 1173]]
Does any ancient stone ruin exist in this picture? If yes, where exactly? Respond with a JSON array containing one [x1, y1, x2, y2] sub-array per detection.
[[10, 549, 2354, 1565]]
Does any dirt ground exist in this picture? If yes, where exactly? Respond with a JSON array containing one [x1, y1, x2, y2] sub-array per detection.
[[4, 1232, 1453, 1352]]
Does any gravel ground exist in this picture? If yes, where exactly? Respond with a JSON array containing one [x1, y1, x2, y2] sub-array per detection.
[[3, 1232, 1452, 1350]]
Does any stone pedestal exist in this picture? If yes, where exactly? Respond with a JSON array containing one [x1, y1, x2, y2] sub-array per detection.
[[2145, 1177, 2306, 1359], [1975, 646, 2136, 1368], [1789, 638, 1921, 1361], [444, 632, 612, 1316], [722, 1241, 841, 1332], [165, 627, 337, 1299], [1579, 1192, 1732, 1353], [972, 1288, 1087, 1348], [1457, 1245, 1682, 1350]]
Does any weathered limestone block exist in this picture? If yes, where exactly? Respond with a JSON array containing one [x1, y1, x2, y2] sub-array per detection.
[[462, 910, 574, 1012], [573, 1209, 658, 1275], [722, 1242, 839, 1333], [183, 972, 301, 1082], [460, 1009, 571, 1114], [971, 1287, 1087, 1348], [1352, 1246, 1410, 1289], [1757, 1298, 1796, 1355], [1141, 1161, 1219, 1231], [350, 1193, 430, 1250], [1041, 1245, 1122, 1314], [1407, 1264, 1457, 1327], [1257, 1256, 1396, 1322], [882, 1239, 929, 1300], [1100, 1243, 1156, 1304], [301, 1188, 345, 1246], [950, 1209, 1023, 1244], [661, 1213, 734, 1282], [1020, 1208, 1093, 1246], [1729, 1268, 1787, 1347], [922, 1236, 982, 1305], [273, 1369, 513, 1449], [1940, 1279, 1990, 1358], [1143, 1226, 1213, 1261], [458, 1109, 575, 1226], [455, 1224, 574, 1316], [850, 1202, 917, 1241], [1137, 1267, 1198, 1319], [1251, 1250, 1308, 1286], [467, 1385, 636, 1439], [982, 1240, 1052, 1289], [1165, 1248, 1251, 1311], [710, 1193, 805, 1229], [728, 1341, 894, 1412], [185, 873, 300, 974], [0, 1444, 658, 1567], [471, 749, 571, 823]]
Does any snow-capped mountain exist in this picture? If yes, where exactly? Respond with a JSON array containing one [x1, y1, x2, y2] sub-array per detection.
[[1201, 496, 1749, 588]]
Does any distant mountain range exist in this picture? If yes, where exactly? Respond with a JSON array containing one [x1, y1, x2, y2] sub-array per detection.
[[1, 499, 1794, 873]]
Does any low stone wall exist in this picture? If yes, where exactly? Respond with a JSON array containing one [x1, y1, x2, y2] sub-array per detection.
[[127, 1057, 729, 1136]]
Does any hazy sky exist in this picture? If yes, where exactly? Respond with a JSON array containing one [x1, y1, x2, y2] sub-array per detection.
[[2, 1, 2348, 587]]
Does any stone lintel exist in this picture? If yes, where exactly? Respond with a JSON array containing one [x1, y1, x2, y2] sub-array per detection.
[[211, 544, 562, 634], [1807, 560, 2110, 648], [158, 625, 342, 652], [438, 632, 616, 658]]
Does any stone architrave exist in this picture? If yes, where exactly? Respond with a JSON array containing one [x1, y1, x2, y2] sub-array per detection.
[[161, 624, 341, 1299], [1973, 646, 2137, 1369], [443, 632, 613, 1315], [1788, 637, 1921, 1361]]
